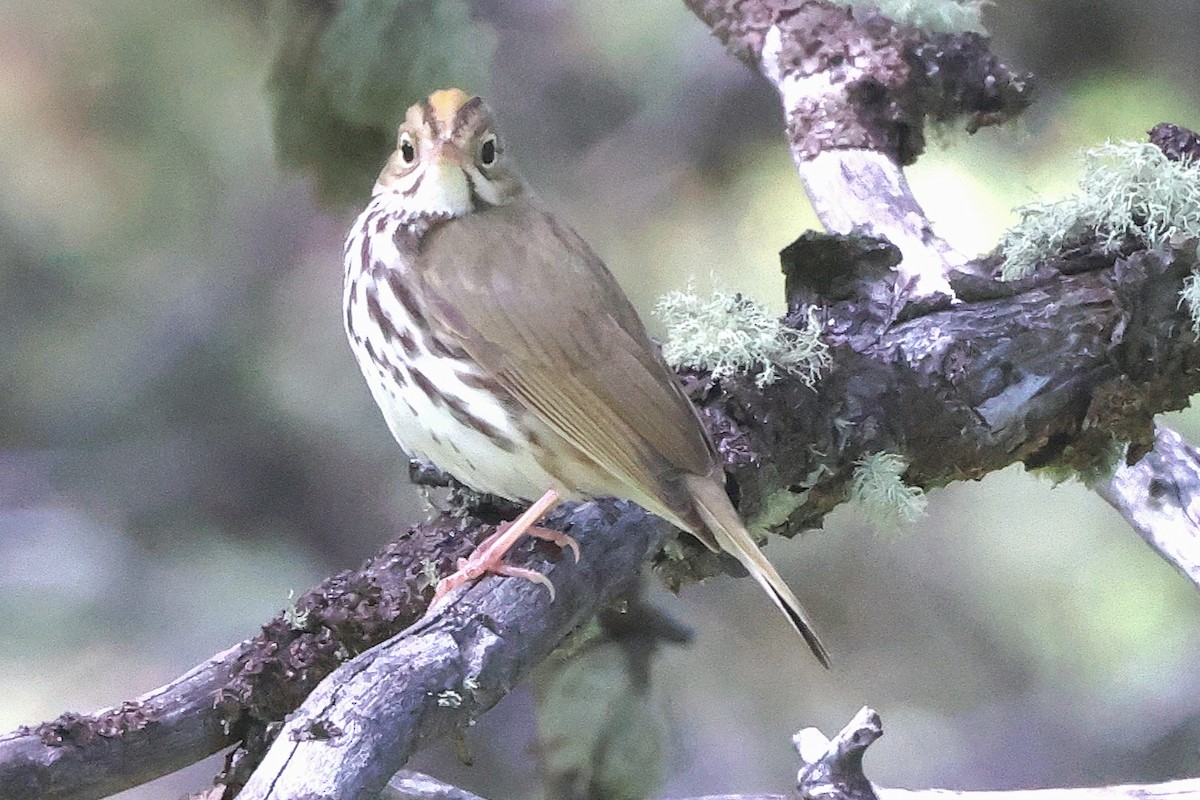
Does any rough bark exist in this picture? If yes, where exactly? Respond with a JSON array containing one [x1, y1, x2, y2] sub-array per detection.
[[3, 2, 1199, 799], [0, 645, 244, 800], [683, 0, 1031, 300], [796, 708, 1200, 800], [1095, 424, 1200, 589], [0, 502, 668, 800], [233, 503, 668, 800]]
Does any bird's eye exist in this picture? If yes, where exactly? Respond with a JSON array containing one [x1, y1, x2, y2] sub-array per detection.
[[398, 133, 416, 165], [479, 134, 498, 167]]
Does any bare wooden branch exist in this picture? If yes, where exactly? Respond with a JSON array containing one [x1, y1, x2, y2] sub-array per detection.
[[1094, 424, 1200, 591], [795, 706, 880, 800], [388, 706, 1200, 800], [882, 780, 1200, 800], [384, 770, 490, 800], [797, 148, 965, 300], [389, 774, 793, 800], [797, 708, 1200, 800]]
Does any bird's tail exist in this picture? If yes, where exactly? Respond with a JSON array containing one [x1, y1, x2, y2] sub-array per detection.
[[684, 475, 830, 668]]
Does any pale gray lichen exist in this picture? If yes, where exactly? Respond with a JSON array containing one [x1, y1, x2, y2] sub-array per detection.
[[834, 0, 989, 34], [654, 282, 829, 388], [850, 452, 928, 531], [1001, 141, 1200, 281], [1179, 271, 1200, 339], [421, 558, 440, 588], [283, 590, 309, 630]]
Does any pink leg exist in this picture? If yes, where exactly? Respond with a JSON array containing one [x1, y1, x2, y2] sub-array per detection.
[[432, 489, 580, 604]]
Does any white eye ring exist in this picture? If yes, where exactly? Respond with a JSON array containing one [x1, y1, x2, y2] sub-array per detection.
[[398, 132, 417, 165], [479, 133, 498, 167]]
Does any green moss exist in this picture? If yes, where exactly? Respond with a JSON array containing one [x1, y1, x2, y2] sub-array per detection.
[[834, 0, 988, 34], [654, 282, 829, 388], [850, 452, 928, 530], [746, 488, 808, 539], [1034, 437, 1125, 488], [1001, 141, 1200, 280]]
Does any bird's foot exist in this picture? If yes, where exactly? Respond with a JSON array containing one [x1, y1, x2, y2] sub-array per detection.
[[432, 525, 579, 603], [514, 523, 581, 563], [431, 489, 577, 605]]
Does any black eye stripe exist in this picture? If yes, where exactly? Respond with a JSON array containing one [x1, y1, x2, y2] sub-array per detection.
[[420, 99, 440, 137], [454, 96, 485, 129]]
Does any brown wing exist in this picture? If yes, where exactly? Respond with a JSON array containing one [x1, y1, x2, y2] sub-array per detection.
[[417, 200, 718, 507]]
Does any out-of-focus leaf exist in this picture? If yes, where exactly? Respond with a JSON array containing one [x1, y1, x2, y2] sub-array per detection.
[[534, 640, 663, 800]]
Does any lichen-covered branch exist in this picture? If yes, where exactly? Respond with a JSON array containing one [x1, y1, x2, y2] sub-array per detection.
[[683, 0, 1031, 300], [4, 3, 1200, 800], [234, 502, 669, 800], [0, 502, 668, 800], [675, 0, 1200, 589]]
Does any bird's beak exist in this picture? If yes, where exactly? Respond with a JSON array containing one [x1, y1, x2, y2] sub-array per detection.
[[425, 143, 471, 217]]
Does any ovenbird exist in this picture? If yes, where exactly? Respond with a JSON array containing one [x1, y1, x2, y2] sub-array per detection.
[[343, 89, 829, 667]]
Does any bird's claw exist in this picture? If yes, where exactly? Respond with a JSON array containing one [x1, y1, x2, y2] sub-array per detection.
[[430, 524, 577, 606], [514, 524, 580, 564]]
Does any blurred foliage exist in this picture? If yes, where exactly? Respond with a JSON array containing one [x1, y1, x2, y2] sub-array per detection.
[[267, 0, 496, 207], [534, 637, 663, 800], [532, 599, 691, 800], [3, 1, 1200, 799]]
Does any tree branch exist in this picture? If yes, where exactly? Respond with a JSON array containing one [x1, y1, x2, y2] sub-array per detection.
[[233, 503, 668, 800], [383, 771, 490, 800], [0, 502, 668, 800], [1094, 424, 1200, 590], [796, 708, 1200, 800], [0, 643, 245, 800], [674, 0, 1200, 587], [683, 0, 1031, 302], [389, 707, 1200, 800], [5, 2, 1200, 799]]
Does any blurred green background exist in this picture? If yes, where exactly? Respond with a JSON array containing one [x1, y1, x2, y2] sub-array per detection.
[[3, 1, 1200, 798]]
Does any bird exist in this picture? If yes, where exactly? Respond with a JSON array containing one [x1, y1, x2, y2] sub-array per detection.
[[342, 88, 829, 667]]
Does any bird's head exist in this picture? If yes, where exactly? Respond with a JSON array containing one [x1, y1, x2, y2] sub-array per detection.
[[373, 89, 526, 220]]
